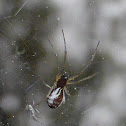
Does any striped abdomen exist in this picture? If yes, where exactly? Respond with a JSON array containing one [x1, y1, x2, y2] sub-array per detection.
[[46, 87, 64, 108]]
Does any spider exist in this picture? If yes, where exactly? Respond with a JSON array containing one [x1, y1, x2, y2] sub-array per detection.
[[45, 30, 100, 109], [25, 30, 100, 109]]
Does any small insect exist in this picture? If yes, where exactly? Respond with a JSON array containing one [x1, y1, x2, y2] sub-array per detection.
[[45, 30, 100, 109], [25, 101, 46, 126]]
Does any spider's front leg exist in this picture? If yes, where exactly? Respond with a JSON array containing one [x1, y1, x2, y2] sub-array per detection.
[[67, 73, 98, 85], [67, 41, 100, 82]]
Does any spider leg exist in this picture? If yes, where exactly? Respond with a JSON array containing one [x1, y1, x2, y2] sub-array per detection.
[[62, 29, 67, 73], [67, 73, 98, 85], [62, 90, 65, 104], [64, 87, 70, 96], [68, 41, 100, 81], [24, 73, 49, 93], [42, 81, 51, 88]]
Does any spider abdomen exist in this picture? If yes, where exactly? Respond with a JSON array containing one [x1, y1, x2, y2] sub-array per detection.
[[46, 87, 64, 108]]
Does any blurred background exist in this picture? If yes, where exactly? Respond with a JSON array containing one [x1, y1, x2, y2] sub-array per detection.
[[0, 0, 126, 126]]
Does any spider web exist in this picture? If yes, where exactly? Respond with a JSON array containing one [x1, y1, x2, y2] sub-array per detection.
[[0, 1, 106, 126]]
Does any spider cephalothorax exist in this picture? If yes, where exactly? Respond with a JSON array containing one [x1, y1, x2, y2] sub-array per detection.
[[57, 72, 69, 88]]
